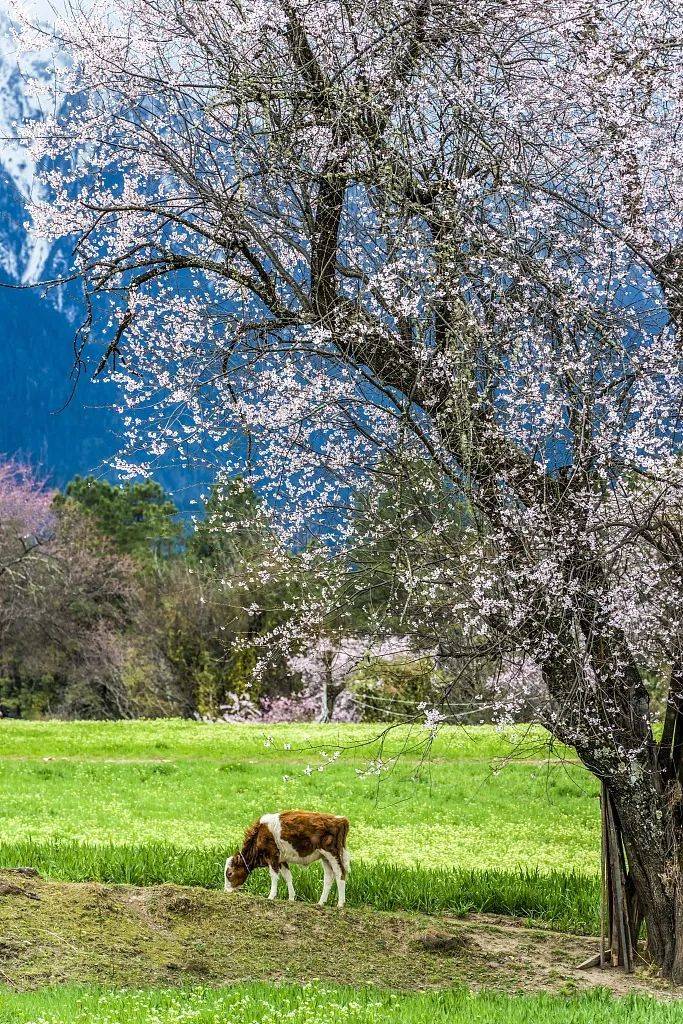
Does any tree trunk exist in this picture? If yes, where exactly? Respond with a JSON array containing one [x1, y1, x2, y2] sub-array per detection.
[[586, 752, 683, 978], [319, 673, 329, 723], [318, 649, 339, 722], [543, 652, 683, 978], [611, 663, 683, 979], [613, 783, 680, 975]]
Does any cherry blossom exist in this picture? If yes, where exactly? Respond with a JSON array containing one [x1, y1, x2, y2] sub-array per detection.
[[14, 0, 683, 977]]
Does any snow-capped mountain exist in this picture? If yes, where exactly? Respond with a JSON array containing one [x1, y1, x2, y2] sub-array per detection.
[[0, 6, 207, 498], [0, 5, 124, 486], [0, 6, 58, 284]]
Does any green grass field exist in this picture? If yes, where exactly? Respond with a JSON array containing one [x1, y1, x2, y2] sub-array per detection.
[[0, 984, 679, 1024], [0, 720, 594, 872], [0, 719, 676, 1020], [0, 719, 601, 930]]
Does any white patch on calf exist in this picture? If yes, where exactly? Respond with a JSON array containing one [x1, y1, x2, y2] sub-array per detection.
[[224, 855, 234, 892], [259, 812, 281, 841], [282, 844, 322, 866], [259, 812, 322, 866]]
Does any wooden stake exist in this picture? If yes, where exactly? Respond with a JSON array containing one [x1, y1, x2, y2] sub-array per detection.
[[578, 950, 611, 970], [605, 791, 633, 973], [600, 783, 607, 968], [583, 783, 641, 973]]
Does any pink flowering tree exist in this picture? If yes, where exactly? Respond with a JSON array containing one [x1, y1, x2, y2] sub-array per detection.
[[16, 0, 683, 976], [0, 459, 55, 581], [288, 639, 362, 723], [0, 460, 137, 716], [288, 636, 412, 722]]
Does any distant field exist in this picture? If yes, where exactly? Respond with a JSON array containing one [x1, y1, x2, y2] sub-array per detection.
[[0, 720, 596, 873], [0, 718, 576, 761]]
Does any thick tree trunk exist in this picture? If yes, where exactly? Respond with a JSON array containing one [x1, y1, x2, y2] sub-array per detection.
[[612, 784, 679, 973], [543, 651, 683, 978], [617, 792, 682, 975], [611, 665, 683, 978]]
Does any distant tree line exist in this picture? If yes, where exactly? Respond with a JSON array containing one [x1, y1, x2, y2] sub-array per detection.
[[0, 463, 293, 718], [0, 461, 461, 721]]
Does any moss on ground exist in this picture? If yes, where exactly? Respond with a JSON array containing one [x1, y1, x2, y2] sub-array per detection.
[[0, 871, 672, 999]]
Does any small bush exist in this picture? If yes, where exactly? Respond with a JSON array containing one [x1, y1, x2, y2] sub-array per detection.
[[352, 655, 442, 721]]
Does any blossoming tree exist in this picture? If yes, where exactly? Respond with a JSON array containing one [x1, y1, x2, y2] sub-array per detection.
[[0, 460, 55, 581], [18, 0, 683, 976]]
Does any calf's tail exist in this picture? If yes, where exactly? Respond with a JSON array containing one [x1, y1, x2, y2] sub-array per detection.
[[337, 816, 350, 849]]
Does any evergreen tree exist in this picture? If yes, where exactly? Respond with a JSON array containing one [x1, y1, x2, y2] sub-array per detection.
[[60, 477, 182, 561], [187, 478, 266, 568]]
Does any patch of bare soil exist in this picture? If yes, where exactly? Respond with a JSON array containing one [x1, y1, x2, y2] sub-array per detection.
[[0, 870, 676, 999]]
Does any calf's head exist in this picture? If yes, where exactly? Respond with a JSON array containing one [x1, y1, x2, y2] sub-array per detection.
[[224, 852, 249, 892]]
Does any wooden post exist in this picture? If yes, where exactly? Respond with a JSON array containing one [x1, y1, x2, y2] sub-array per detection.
[[600, 783, 607, 968], [602, 784, 634, 973]]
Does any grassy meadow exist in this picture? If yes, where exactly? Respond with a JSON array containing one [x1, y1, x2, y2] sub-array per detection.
[[0, 719, 677, 1020], [0, 984, 680, 1024], [0, 719, 595, 872], [0, 719, 602, 930]]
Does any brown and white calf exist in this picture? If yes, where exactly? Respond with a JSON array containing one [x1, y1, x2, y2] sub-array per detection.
[[224, 810, 350, 907]]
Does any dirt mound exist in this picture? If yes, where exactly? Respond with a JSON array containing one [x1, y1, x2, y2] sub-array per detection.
[[417, 932, 474, 955], [0, 870, 675, 998]]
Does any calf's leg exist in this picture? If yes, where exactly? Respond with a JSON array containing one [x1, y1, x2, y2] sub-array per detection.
[[318, 858, 334, 906], [268, 865, 280, 900], [337, 847, 350, 908], [335, 867, 346, 909], [280, 864, 296, 902], [323, 852, 346, 908]]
